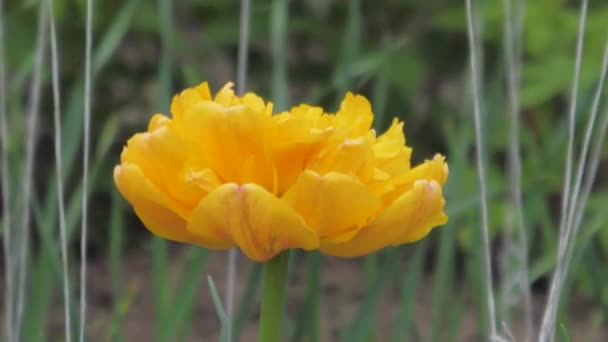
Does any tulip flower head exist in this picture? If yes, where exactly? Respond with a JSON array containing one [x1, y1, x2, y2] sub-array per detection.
[[114, 82, 448, 262]]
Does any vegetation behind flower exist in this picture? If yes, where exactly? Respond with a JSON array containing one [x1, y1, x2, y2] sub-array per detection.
[[2, 0, 608, 341]]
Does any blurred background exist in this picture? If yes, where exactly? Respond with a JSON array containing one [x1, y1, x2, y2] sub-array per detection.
[[1, 0, 608, 341]]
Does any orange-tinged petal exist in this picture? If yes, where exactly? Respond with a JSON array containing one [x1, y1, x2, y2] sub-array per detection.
[[282, 171, 381, 244], [321, 179, 447, 257], [187, 183, 319, 261], [114, 164, 199, 243]]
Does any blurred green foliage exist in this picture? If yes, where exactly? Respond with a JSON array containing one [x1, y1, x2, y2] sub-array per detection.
[[2, 0, 608, 341]]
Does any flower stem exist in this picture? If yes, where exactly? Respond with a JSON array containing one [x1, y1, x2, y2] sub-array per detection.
[[258, 251, 290, 342]]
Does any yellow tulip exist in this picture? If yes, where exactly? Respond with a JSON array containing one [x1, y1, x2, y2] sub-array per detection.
[[114, 82, 448, 261]]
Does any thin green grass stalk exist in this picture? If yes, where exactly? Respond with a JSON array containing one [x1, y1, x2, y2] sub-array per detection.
[[79, 0, 94, 340], [233, 264, 262, 339], [47, 0, 72, 339], [22, 257, 53, 342], [306, 253, 321, 342], [270, 0, 289, 111], [391, 241, 428, 342], [153, 0, 173, 339], [25, 114, 116, 341], [157, 0, 173, 111], [573, 100, 608, 233], [464, 0, 498, 340], [226, 1, 252, 339], [541, 35, 608, 342], [100, 119, 127, 338], [428, 128, 463, 340], [336, 0, 360, 99], [502, 0, 532, 340], [554, 0, 588, 258], [158, 248, 209, 340], [93, 0, 141, 74], [569, 232, 608, 328], [21, 2, 137, 339], [208, 276, 230, 342], [430, 223, 455, 342], [371, 61, 390, 131], [539, 1, 588, 340], [224, 249, 237, 342], [0, 0, 12, 340], [342, 249, 398, 342], [109, 188, 125, 342], [563, 37, 608, 267], [152, 238, 169, 340], [14, 4, 47, 341], [236, 0, 251, 96], [292, 252, 321, 342], [364, 254, 378, 293]]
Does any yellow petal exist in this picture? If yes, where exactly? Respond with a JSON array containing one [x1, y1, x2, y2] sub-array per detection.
[[120, 125, 213, 212], [214, 82, 237, 105], [270, 105, 332, 193], [309, 135, 375, 181], [187, 183, 319, 261], [333, 92, 374, 137], [177, 102, 274, 189], [282, 171, 381, 244], [170, 82, 212, 120], [114, 164, 199, 243], [403, 154, 449, 186], [148, 113, 172, 131], [321, 179, 447, 257], [381, 154, 448, 206], [373, 119, 412, 176]]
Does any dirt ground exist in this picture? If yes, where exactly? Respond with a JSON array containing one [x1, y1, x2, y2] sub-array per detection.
[[40, 247, 607, 341]]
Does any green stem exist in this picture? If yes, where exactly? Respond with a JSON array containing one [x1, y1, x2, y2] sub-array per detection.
[[258, 251, 290, 342]]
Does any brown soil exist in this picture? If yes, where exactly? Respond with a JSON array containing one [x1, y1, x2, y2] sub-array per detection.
[[41, 247, 608, 342]]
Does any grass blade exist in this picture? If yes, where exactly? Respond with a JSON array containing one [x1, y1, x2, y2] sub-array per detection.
[[108, 187, 125, 342], [464, 0, 498, 339], [47, 0, 73, 339], [15, 4, 47, 341], [226, 1, 253, 339], [0, 0, 13, 340], [158, 248, 209, 341], [430, 226, 455, 342], [342, 249, 397, 342], [502, 0, 532, 339], [233, 264, 263, 339], [270, 0, 289, 111], [153, 0, 173, 338], [79, 0, 94, 339], [391, 241, 428, 342], [208, 276, 230, 342], [335, 0, 360, 98], [539, 1, 589, 340], [292, 252, 321, 342]]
